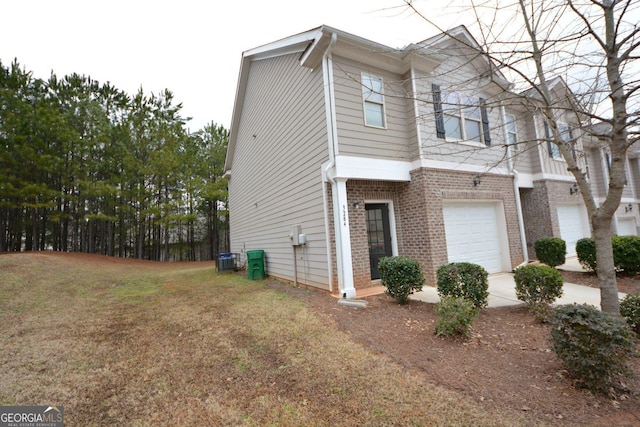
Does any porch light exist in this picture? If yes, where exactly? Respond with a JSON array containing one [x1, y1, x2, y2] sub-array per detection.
[[569, 183, 579, 195], [353, 202, 360, 209], [625, 204, 633, 213], [473, 175, 481, 187]]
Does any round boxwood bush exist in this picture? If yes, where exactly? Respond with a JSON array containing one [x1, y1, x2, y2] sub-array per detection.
[[534, 237, 566, 267], [613, 235, 640, 275], [436, 262, 489, 309], [576, 236, 640, 274], [620, 293, 640, 334], [435, 296, 478, 338], [378, 256, 425, 304], [550, 303, 638, 394], [514, 264, 563, 321], [576, 238, 597, 272]]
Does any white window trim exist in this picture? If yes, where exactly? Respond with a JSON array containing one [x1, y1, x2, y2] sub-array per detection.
[[361, 73, 387, 129]]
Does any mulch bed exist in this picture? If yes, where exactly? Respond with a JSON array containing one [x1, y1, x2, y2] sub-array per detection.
[[267, 270, 640, 426]]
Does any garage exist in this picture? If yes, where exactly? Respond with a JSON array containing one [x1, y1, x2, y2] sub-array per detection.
[[557, 204, 589, 256], [618, 217, 637, 236], [443, 202, 507, 274]]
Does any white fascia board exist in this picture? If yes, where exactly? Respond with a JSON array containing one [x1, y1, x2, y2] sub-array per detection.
[[412, 158, 511, 176], [326, 156, 412, 182], [621, 197, 640, 204], [516, 172, 534, 188], [244, 28, 322, 60], [531, 173, 577, 183]]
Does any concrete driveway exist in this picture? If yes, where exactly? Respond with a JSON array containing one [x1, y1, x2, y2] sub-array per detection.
[[410, 257, 626, 308]]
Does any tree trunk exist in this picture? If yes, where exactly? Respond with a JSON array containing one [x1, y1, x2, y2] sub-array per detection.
[[0, 208, 6, 252], [593, 215, 620, 315]]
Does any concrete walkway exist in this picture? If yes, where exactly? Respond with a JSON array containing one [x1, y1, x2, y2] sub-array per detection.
[[410, 257, 626, 308]]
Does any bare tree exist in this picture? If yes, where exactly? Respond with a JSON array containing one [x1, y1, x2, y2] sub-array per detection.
[[404, 0, 639, 314]]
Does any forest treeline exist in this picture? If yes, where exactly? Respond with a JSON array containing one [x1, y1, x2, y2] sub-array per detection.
[[0, 59, 229, 261]]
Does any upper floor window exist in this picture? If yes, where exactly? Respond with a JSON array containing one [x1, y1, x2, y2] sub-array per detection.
[[505, 114, 518, 151], [544, 121, 572, 160], [362, 74, 386, 128], [432, 83, 491, 145]]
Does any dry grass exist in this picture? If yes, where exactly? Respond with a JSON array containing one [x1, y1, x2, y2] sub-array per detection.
[[0, 252, 538, 426]]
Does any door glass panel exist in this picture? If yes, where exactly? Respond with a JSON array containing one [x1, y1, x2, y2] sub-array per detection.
[[366, 204, 393, 280], [367, 209, 385, 256]]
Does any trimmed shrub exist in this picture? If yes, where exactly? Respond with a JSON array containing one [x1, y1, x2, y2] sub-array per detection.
[[534, 237, 566, 267], [550, 303, 638, 394], [620, 293, 640, 334], [576, 238, 597, 272], [435, 296, 478, 338], [514, 265, 564, 322], [613, 235, 640, 275], [436, 262, 489, 309], [576, 236, 640, 274], [378, 256, 425, 304]]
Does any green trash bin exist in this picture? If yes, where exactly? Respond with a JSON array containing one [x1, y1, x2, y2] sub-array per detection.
[[246, 250, 265, 280]]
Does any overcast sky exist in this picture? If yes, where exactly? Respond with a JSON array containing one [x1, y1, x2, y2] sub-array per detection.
[[1, 0, 455, 131]]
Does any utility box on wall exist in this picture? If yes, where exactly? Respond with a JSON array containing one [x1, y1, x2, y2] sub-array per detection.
[[291, 225, 302, 246]]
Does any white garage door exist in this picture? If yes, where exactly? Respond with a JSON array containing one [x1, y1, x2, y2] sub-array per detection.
[[443, 202, 504, 274], [618, 217, 637, 236], [557, 204, 588, 256]]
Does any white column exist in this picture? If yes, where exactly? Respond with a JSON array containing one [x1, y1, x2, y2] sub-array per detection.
[[332, 178, 356, 299]]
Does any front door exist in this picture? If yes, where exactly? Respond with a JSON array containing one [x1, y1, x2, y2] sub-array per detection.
[[366, 203, 392, 279]]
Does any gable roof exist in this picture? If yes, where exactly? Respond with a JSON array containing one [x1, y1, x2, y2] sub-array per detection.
[[224, 25, 511, 173], [224, 27, 322, 175], [414, 25, 511, 90], [224, 25, 431, 174]]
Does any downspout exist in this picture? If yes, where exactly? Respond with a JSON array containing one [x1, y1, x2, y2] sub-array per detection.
[[502, 103, 529, 268], [323, 33, 338, 175], [322, 32, 338, 293], [410, 66, 424, 154]]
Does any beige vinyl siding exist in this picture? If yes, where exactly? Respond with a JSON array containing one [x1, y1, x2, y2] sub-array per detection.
[[623, 161, 634, 199], [413, 63, 508, 168], [228, 53, 330, 288], [586, 146, 607, 199], [525, 116, 542, 175], [535, 110, 582, 177], [331, 56, 412, 161], [630, 158, 640, 198], [510, 112, 535, 175], [587, 148, 633, 199], [541, 146, 573, 176], [405, 76, 421, 161]]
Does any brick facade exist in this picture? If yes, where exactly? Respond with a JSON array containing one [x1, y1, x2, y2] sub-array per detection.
[[327, 168, 526, 292]]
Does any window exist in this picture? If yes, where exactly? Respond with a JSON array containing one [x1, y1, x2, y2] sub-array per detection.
[[505, 114, 518, 151], [463, 94, 483, 143], [362, 74, 385, 128], [432, 83, 491, 145], [544, 121, 572, 160], [443, 91, 463, 139]]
